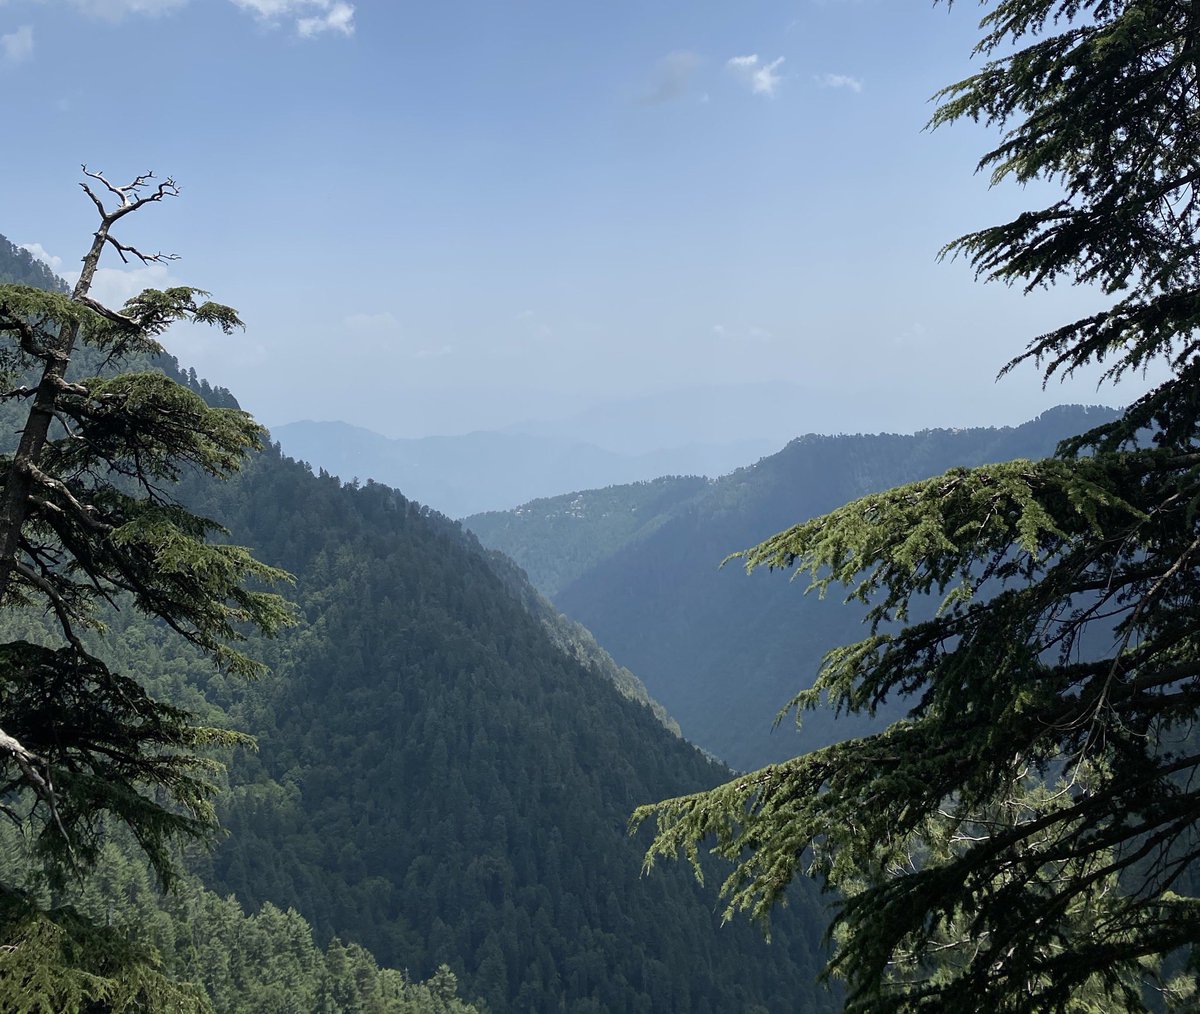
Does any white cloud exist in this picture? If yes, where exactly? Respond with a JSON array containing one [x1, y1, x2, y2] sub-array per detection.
[[893, 321, 928, 346], [727, 54, 785, 97], [344, 311, 400, 331], [514, 308, 555, 341], [1, 24, 33, 66], [0, 0, 351, 32], [815, 72, 864, 93], [67, 0, 186, 20], [74, 263, 178, 310], [228, 0, 287, 13], [230, 0, 354, 37], [342, 311, 454, 359], [22, 242, 183, 306], [640, 51, 701, 105], [297, 1, 351, 37], [414, 344, 454, 360], [20, 242, 62, 274], [712, 322, 774, 343]]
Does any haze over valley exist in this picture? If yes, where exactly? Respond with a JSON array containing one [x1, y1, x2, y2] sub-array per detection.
[[2, 0, 1196, 1011]]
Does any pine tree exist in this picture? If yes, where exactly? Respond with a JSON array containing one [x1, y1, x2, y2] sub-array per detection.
[[635, 3, 1200, 1010], [0, 168, 292, 1008]]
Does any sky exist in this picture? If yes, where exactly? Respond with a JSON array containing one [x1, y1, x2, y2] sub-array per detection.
[[0, 0, 1167, 447]]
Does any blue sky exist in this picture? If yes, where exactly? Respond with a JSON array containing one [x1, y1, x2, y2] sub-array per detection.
[[0, 0, 1162, 443]]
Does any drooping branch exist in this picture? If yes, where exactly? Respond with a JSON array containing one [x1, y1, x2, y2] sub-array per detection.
[[0, 726, 70, 852], [23, 462, 110, 532], [12, 562, 86, 654]]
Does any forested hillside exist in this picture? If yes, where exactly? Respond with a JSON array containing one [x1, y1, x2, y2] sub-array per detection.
[[472, 409, 1119, 771], [0, 237, 836, 1012], [466, 476, 710, 597], [0, 237, 68, 293], [179, 437, 833, 1012]]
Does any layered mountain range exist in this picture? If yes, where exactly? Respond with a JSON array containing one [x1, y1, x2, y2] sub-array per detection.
[[467, 406, 1119, 772], [272, 418, 771, 517], [0, 235, 836, 1012]]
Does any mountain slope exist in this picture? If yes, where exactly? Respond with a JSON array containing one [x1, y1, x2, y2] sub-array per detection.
[[465, 475, 711, 598], [0, 237, 68, 293], [479, 408, 1120, 772], [1, 235, 836, 1012], [180, 447, 833, 1012]]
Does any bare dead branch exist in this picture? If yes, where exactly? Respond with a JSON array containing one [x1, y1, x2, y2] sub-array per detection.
[[79, 165, 180, 225], [81, 166, 127, 204], [103, 234, 179, 267], [78, 181, 108, 219]]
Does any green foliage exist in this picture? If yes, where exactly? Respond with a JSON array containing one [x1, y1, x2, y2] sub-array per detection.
[[0, 239, 68, 296], [477, 542, 683, 735], [538, 410, 1113, 770], [1, 230, 836, 1010], [0, 640, 250, 884], [183, 453, 835, 1013], [0, 886, 208, 1014], [0, 174, 293, 1010], [465, 475, 710, 597], [635, 1, 1200, 1010], [0, 827, 481, 1014]]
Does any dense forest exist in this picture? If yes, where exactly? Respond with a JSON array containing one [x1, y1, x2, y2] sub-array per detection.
[[466, 475, 712, 598], [469, 407, 1119, 770], [0, 235, 836, 1011], [183, 417, 834, 1012], [1, 824, 478, 1013], [8, 0, 1199, 1008]]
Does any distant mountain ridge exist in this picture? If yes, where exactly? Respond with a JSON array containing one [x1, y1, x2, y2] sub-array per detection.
[[272, 418, 773, 517], [500, 381, 817, 454], [1, 231, 837, 1012], [465, 475, 711, 597], [468, 405, 1122, 772]]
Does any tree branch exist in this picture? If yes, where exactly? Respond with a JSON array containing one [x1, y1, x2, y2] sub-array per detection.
[[0, 726, 71, 853], [103, 233, 179, 267], [23, 462, 112, 534], [13, 561, 85, 654]]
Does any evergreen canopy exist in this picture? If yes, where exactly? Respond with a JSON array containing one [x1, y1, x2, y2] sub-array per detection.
[[0, 170, 292, 1005], [635, 2, 1200, 1010]]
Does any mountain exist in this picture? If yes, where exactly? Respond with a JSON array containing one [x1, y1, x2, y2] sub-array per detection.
[[0, 237, 68, 293], [497, 381, 1085, 458], [500, 382, 817, 455], [465, 476, 711, 598], [272, 419, 771, 517], [468, 407, 1121, 773], [176, 442, 834, 1012], [1, 235, 837, 1012]]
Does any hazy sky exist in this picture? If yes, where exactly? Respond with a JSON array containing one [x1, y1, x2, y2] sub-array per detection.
[[1, 0, 1164, 443]]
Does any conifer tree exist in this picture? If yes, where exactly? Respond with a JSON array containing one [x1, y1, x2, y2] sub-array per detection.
[[0, 168, 292, 1007], [635, 2, 1200, 1010]]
